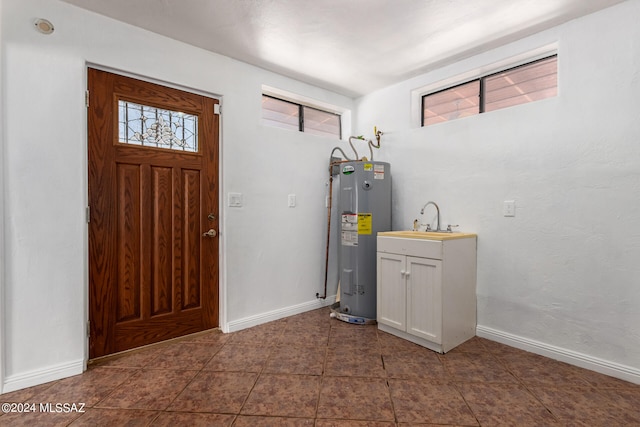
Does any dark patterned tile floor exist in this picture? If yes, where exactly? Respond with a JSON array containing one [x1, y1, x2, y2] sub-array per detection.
[[1, 306, 639, 426]]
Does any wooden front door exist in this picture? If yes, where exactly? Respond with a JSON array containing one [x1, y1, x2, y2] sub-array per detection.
[[88, 68, 219, 358]]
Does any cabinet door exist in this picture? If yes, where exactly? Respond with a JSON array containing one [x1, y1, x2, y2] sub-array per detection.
[[406, 256, 442, 343], [376, 252, 406, 331]]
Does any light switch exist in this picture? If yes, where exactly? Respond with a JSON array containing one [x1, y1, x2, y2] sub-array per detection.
[[288, 194, 296, 207], [228, 192, 243, 207], [503, 200, 516, 217]]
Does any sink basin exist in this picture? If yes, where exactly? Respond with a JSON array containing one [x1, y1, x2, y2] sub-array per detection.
[[378, 230, 477, 241]]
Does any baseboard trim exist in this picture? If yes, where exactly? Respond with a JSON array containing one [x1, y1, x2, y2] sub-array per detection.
[[224, 295, 337, 333], [2, 359, 85, 394], [476, 325, 640, 385]]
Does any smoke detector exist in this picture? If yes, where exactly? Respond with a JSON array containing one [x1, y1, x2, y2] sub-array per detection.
[[34, 18, 55, 35]]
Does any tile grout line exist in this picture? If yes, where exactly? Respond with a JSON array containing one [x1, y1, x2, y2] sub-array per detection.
[[118, 333, 217, 423], [233, 323, 288, 421], [140, 332, 232, 425], [378, 327, 400, 425], [313, 324, 330, 422]]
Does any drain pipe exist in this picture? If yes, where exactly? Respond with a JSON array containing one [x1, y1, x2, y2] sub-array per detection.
[[317, 175, 334, 300], [317, 156, 347, 300], [317, 147, 353, 299]]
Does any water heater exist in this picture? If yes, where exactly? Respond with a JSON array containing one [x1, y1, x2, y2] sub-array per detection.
[[338, 161, 391, 320]]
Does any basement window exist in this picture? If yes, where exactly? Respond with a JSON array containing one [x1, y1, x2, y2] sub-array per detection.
[[262, 95, 342, 139], [422, 55, 557, 126]]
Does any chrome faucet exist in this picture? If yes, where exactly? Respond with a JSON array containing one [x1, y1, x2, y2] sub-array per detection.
[[420, 201, 441, 232]]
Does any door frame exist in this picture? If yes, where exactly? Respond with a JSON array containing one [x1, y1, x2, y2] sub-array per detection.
[[84, 64, 225, 361]]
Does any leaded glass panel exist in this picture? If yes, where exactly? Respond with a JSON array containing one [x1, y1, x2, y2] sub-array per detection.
[[118, 100, 198, 152]]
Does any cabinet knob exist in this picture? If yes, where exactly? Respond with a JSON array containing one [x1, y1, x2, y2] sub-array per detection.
[[400, 270, 406, 276]]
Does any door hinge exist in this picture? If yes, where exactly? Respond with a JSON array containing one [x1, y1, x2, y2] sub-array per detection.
[[86, 206, 90, 223], [214, 103, 221, 115], [85, 90, 89, 108]]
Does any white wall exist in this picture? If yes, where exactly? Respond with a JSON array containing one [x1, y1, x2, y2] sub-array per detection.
[[356, 0, 640, 379], [0, 0, 353, 392], [0, 0, 6, 393]]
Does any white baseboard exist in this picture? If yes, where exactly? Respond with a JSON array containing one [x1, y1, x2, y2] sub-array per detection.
[[476, 325, 640, 385], [224, 295, 337, 333], [2, 359, 85, 394]]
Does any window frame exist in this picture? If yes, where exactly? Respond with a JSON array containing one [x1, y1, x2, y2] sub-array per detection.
[[421, 53, 558, 127], [421, 79, 481, 127], [262, 94, 342, 140]]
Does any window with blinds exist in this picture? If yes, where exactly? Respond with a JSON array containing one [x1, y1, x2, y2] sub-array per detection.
[[422, 55, 557, 126], [262, 95, 341, 139]]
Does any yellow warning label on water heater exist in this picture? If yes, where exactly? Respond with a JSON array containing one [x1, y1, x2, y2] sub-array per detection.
[[358, 213, 372, 235], [364, 163, 373, 171]]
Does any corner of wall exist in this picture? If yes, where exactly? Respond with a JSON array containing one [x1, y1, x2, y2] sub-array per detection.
[[225, 296, 337, 333], [0, 0, 6, 393]]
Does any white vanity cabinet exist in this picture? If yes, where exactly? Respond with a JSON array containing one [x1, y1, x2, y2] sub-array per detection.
[[376, 232, 477, 353]]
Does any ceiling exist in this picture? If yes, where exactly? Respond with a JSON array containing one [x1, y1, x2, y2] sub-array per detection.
[[61, 0, 625, 98]]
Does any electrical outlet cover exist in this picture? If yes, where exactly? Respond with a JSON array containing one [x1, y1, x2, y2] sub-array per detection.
[[503, 200, 516, 217]]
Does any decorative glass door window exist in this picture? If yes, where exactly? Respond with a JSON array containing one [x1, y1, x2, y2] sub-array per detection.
[[118, 100, 198, 152]]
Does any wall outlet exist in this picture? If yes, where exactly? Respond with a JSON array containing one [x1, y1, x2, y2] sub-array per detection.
[[503, 200, 516, 217], [288, 194, 296, 207]]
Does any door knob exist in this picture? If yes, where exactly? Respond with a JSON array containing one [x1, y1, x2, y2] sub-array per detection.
[[202, 229, 217, 238]]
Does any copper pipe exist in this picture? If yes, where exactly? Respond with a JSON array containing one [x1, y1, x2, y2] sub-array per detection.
[[317, 159, 349, 299], [317, 174, 334, 299]]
